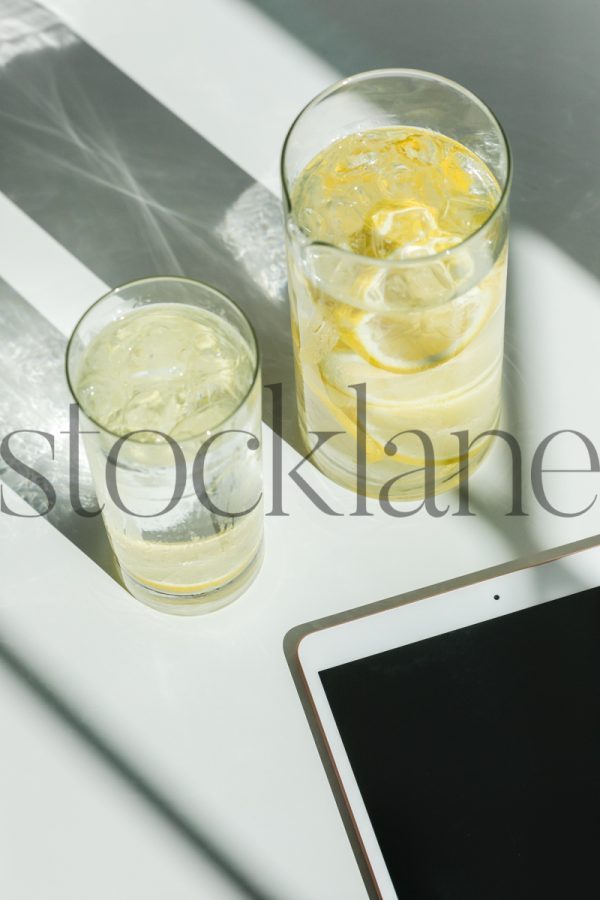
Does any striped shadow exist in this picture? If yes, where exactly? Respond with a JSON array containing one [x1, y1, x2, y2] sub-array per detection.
[[0, 276, 117, 576], [0, 0, 300, 445]]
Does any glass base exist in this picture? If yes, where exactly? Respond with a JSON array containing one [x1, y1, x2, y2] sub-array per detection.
[[118, 540, 264, 616]]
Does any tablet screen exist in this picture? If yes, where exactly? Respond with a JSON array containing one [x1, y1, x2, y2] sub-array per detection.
[[319, 588, 600, 900]]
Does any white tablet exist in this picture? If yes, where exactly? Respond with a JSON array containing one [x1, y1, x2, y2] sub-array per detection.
[[285, 536, 600, 900]]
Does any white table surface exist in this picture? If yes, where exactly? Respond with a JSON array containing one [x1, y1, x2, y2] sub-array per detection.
[[1, 1, 599, 898]]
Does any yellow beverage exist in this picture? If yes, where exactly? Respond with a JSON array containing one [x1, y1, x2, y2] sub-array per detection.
[[68, 286, 263, 615], [287, 126, 507, 499]]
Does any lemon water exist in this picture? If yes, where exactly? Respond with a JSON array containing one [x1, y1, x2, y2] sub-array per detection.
[[288, 126, 507, 498], [76, 303, 262, 611]]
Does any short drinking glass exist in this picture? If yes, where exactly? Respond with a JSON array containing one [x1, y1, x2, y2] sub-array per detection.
[[66, 276, 263, 614]]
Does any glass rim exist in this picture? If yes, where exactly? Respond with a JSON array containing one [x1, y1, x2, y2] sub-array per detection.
[[65, 274, 261, 444], [280, 67, 513, 269]]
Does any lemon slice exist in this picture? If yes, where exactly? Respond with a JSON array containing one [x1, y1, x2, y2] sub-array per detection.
[[317, 349, 501, 466], [332, 288, 495, 374], [301, 364, 388, 463], [309, 355, 443, 467], [135, 562, 245, 595]]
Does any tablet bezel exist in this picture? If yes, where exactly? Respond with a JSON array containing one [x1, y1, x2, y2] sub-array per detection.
[[285, 535, 600, 900]]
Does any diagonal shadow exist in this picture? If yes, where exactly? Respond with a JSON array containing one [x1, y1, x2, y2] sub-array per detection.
[[0, 0, 301, 450], [0, 0, 302, 577], [0, 0, 570, 573], [249, 0, 600, 563], [0, 6, 598, 895], [250, 0, 600, 282], [0, 277, 117, 575], [0, 633, 283, 900]]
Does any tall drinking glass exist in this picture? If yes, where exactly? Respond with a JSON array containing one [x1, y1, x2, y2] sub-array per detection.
[[66, 277, 263, 614], [282, 69, 511, 500]]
